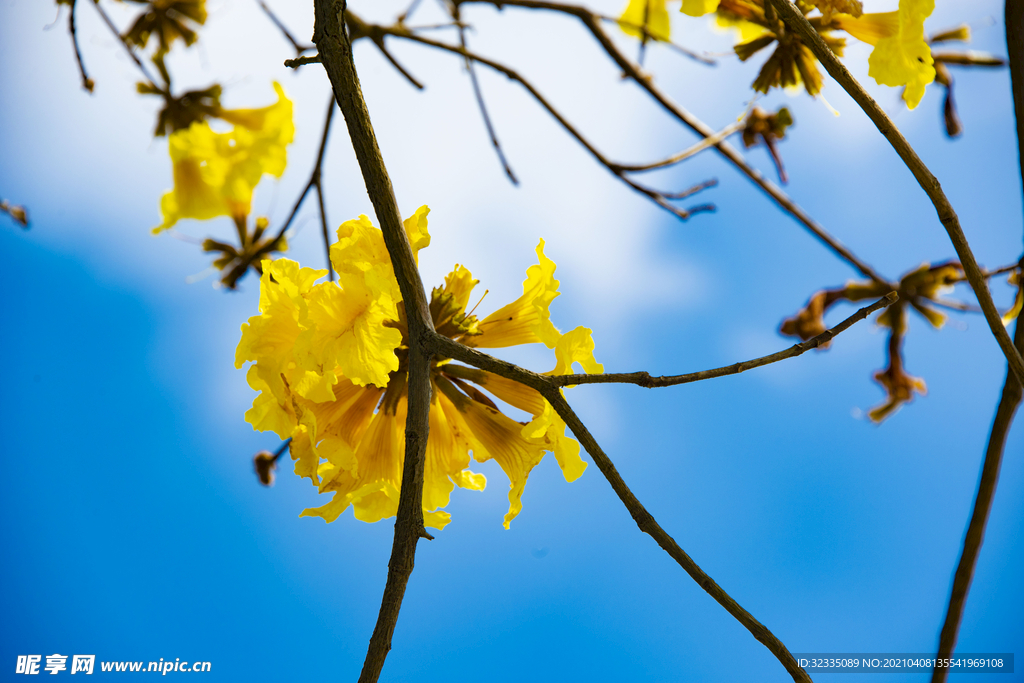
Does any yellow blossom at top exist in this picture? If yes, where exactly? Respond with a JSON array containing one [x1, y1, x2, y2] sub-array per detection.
[[154, 82, 294, 233], [620, 0, 672, 41], [236, 208, 601, 530], [834, 0, 935, 108]]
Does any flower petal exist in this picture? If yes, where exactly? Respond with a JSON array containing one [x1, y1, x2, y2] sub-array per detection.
[[474, 239, 561, 349]]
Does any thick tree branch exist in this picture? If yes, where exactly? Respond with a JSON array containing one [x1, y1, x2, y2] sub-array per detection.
[[931, 311, 1024, 683], [765, 0, 1024, 387], [459, 0, 891, 287], [549, 292, 897, 387], [312, 3, 435, 683], [930, 3, 1024, 676]]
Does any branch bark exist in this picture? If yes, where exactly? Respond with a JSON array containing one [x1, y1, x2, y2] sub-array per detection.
[[549, 292, 897, 387], [312, 2, 435, 682], [765, 0, 1024, 388], [930, 3, 1024, 676]]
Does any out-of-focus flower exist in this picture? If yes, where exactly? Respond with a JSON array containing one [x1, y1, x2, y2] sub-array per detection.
[[691, 0, 846, 96], [154, 82, 294, 233], [620, 0, 672, 41], [203, 216, 287, 289], [236, 208, 601, 529], [254, 450, 278, 486], [123, 0, 207, 76], [742, 106, 793, 183], [781, 262, 964, 421], [1, 199, 29, 228]]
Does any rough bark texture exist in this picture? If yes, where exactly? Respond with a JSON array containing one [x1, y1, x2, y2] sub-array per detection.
[[312, 3, 435, 682]]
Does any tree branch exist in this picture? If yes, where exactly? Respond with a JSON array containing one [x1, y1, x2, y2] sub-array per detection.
[[549, 292, 897, 387], [256, 0, 315, 55], [312, 3, 435, 683], [458, 0, 892, 287], [353, 17, 716, 219], [90, 0, 160, 87], [765, 0, 1024, 387], [426, 330, 814, 682], [612, 121, 743, 173], [271, 96, 335, 247], [930, 3, 1024, 675], [68, 0, 94, 93]]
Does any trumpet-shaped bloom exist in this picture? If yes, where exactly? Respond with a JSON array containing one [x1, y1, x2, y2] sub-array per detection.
[[155, 82, 294, 232], [835, 0, 935, 108], [237, 209, 601, 529]]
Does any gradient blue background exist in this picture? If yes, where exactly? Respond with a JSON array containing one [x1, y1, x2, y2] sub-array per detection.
[[1, 0, 1022, 680]]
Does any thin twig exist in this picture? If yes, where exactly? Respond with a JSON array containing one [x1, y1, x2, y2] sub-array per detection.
[[90, 0, 160, 87], [314, 181, 335, 281], [425, 330, 816, 683], [312, 4, 436, 683], [357, 17, 715, 219], [256, 0, 315, 55], [68, 0, 94, 93], [548, 293, 897, 387], [460, 0, 892, 287], [930, 313, 1023, 683], [271, 437, 292, 463], [596, 14, 715, 65], [453, 4, 519, 184], [612, 121, 743, 173], [271, 96, 336, 245], [765, 0, 1024, 386]]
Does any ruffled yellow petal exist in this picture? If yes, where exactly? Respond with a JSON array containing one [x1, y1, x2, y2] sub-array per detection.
[[305, 280, 402, 388], [423, 394, 486, 513], [522, 402, 587, 483], [438, 384, 546, 529], [403, 205, 431, 264], [548, 326, 604, 376], [865, 0, 935, 109], [620, 0, 671, 40], [288, 410, 321, 485], [682, 0, 719, 17], [473, 239, 561, 349], [243, 365, 294, 439]]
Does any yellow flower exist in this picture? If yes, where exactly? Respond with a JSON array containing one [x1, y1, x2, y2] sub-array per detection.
[[237, 209, 601, 529], [834, 0, 935, 108], [154, 82, 294, 233], [681, 0, 719, 16], [620, 0, 672, 41]]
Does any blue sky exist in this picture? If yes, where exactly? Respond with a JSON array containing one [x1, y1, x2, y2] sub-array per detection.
[[1, 0, 1022, 681]]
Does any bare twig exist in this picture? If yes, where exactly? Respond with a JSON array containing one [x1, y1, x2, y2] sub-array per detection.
[[90, 0, 160, 87], [256, 0, 315, 55], [68, 0, 94, 93], [271, 96, 336, 247], [460, 0, 892, 286], [612, 121, 743, 173], [312, 4, 436, 683], [596, 14, 716, 65], [425, 331, 815, 683], [549, 293, 897, 387], [453, 4, 519, 184], [314, 181, 335, 281], [356, 17, 716, 219], [765, 0, 1024, 386]]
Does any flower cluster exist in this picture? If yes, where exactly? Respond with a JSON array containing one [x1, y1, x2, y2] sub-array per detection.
[[619, 0, 1004, 134], [236, 208, 602, 529]]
